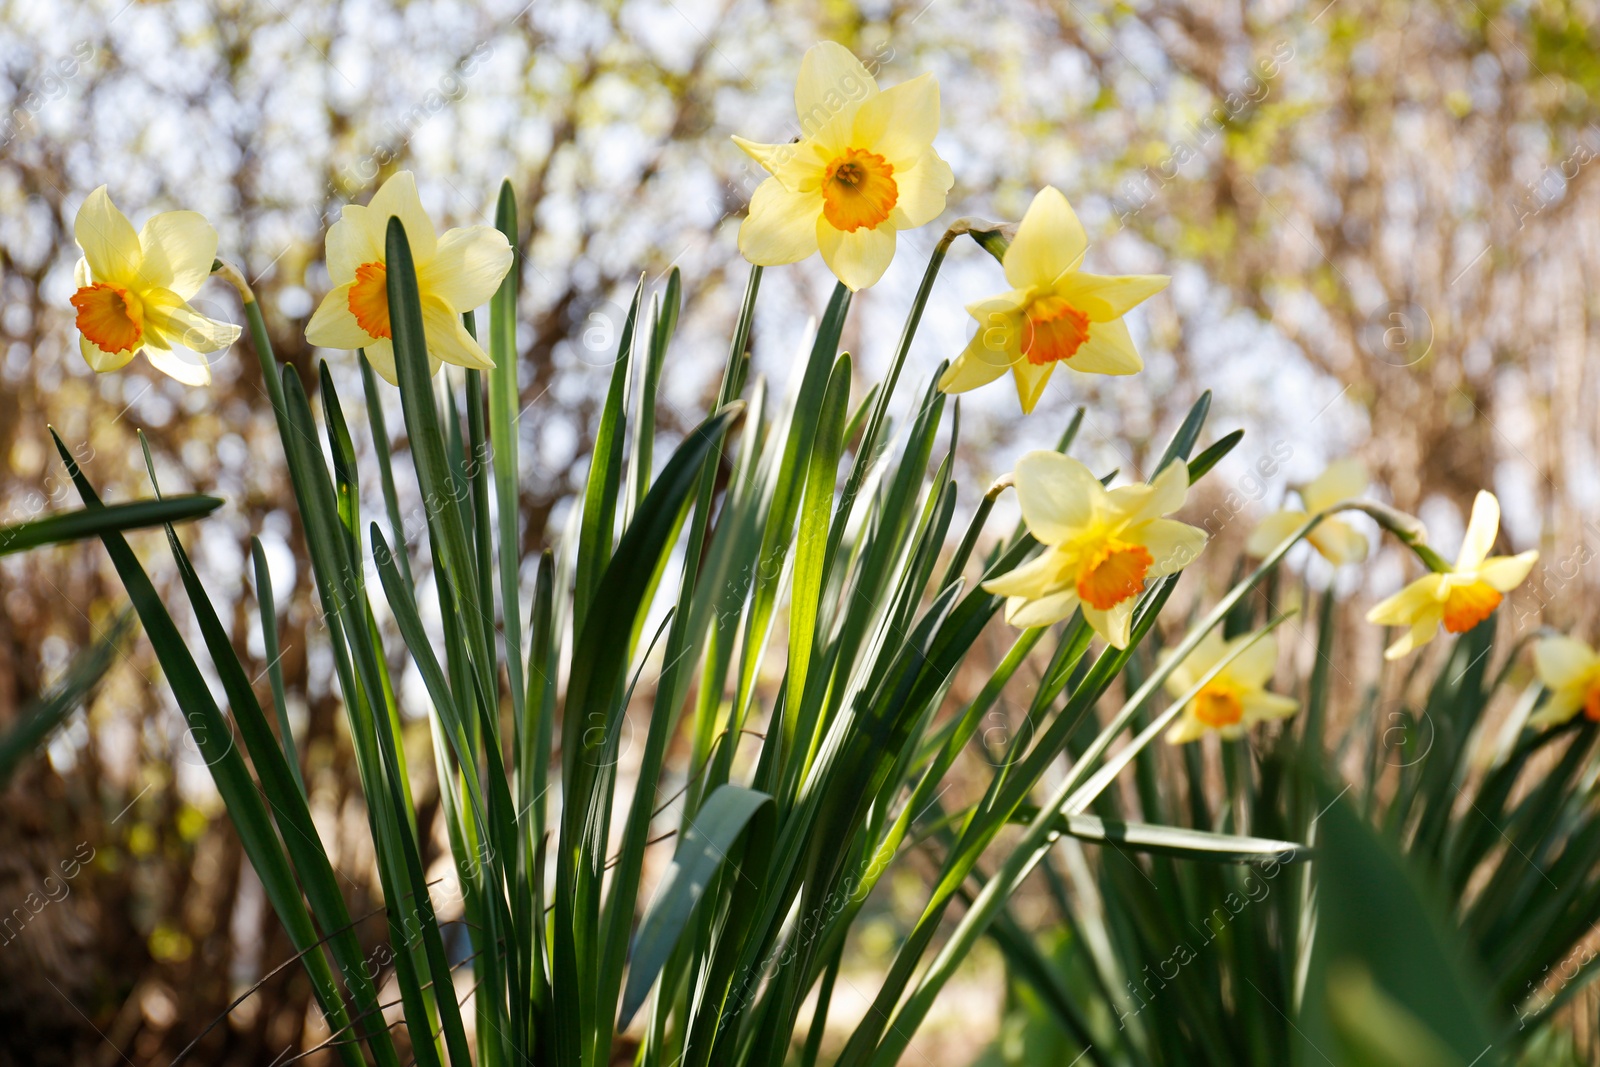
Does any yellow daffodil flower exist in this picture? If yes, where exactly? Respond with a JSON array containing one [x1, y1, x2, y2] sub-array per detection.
[[306, 171, 513, 384], [1365, 490, 1537, 660], [938, 186, 1168, 414], [983, 452, 1207, 648], [1246, 459, 1370, 565], [1529, 635, 1600, 730], [732, 41, 953, 292], [1163, 631, 1298, 744], [68, 186, 241, 386]]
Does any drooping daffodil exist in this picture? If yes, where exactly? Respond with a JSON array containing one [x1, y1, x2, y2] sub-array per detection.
[[1529, 635, 1600, 730], [306, 171, 513, 384], [1246, 459, 1370, 565], [68, 186, 241, 386], [983, 452, 1208, 648], [1163, 631, 1298, 744], [938, 186, 1168, 414], [732, 41, 954, 292], [1366, 490, 1538, 660]]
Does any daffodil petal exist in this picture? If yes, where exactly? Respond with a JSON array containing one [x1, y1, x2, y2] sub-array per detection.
[[1011, 358, 1054, 414], [142, 289, 241, 354], [1055, 272, 1169, 321], [795, 42, 877, 136], [1141, 518, 1208, 577], [306, 285, 374, 349], [1528, 688, 1586, 729], [1166, 714, 1209, 745], [1534, 635, 1599, 691], [851, 72, 938, 168], [1004, 186, 1087, 291], [1301, 459, 1368, 513], [1306, 517, 1370, 565], [1367, 574, 1446, 626], [732, 136, 826, 190], [1163, 629, 1226, 697], [1478, 550, 1537, 593], [1456, 490, 1501, 571], [420, 226, 514, 312], [142, 344, 212, 386], [741, 179, 822, 266], [982, 548, 1068, 599], [1114, 459, 1189, 524], [1005, 590, 1080, 629], [422, 296, 494, 371], [366, 171, 438, 262], [1227, 634, 1279, 690], [938, 331, 1013, 395], [1084, 601, 1134, 649], [137, 211, 219, 299], [816, 219, 896, 292], [326, 210, 383, 284], [1241, 690, 1299, 723], [886, 148, 953, 230], [1062, 316, 1143, 376], [79, 333, 137, 373], [1384, 612, 1441, 661], [1015, 454, 1107, 542], [1246, 510, 1309, 558], [74, 186, 142, 287]]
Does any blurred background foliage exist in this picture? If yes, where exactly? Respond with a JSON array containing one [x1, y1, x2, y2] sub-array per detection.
[[3, 0, 1599, 1063]]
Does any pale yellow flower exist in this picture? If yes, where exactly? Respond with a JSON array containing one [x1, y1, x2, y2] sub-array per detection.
[[1529, 635, 1600, 730], [306, 171, 513, 384], [1163, 631, 1298, 744], [732, 42, 953, 291], [1246, 459, 1370, 565], [938, 186, 1168, 414], [1365, 491, 1537, 660], [68, 186, 241, 386], [984, 452, 1207, 648]]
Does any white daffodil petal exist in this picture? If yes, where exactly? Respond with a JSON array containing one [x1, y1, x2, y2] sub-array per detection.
[[741, 179, 822, 266], [306, 285, 374, 350], [816, 219, 896, 292], [982, 548, 1068, 600], [1166, 715, 1209, 745], [1004, 186, 1087, 291], [420, 226, 514, 312], [75, 186, 142, 287], [1085, 601, 1135, 649], [137, 211, 219, 299], [1457, 490, 1501, 570]]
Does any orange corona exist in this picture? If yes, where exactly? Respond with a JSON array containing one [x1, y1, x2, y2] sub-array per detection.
[[821, 148, 897, 233], [70, 282, 143, 353]]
